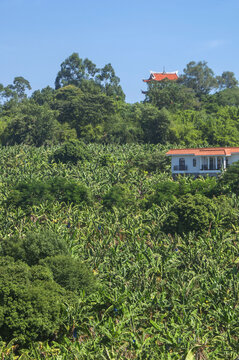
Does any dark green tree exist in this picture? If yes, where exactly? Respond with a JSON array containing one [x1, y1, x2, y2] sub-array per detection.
[[219, 160, 239, 194], [210, 88, 239, 107], [6, 177, 92, 208], [55, 53, 125, 100], [163, 193, 217, 234], [140, 105, 172, 144], [180, 61, 218, 96], [52, 139, 87, 164], [216, 71, 238, 90], [53, 85, 116, 140], [9, 77, 31, 100], [103, 184, 133, 209], [55, 53, 98, 89], [0, 259, 69, 345], [1, 101, 58, 146], [104, 102, 143, 143], [31, 86, 55, 105], [144, 80, 200, 110]]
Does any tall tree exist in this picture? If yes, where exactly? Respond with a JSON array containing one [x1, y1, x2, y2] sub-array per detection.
[[144, 80, 200, 110], [53, 85, 116, 140], [31, 86, 55, 106], [140, 104, 172, 144], [1, 101, 59, 146], [55, 53, 125, 100], [180, 61, 218, 96], [55, 53, 98, 89], [10, 76, 31, 100], [216, 71, 238, 90]]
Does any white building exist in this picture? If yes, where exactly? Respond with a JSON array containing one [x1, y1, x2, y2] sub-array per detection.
[[166, 147, 239, 176]]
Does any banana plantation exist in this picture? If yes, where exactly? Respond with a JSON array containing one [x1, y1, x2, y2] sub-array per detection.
[[0, 143, 238, 359]]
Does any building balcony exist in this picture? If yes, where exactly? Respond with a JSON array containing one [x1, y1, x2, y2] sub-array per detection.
[[200, 165, 220, 171]]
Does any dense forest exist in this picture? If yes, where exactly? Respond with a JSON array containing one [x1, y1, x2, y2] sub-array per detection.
[[1, 53, 239, 147], [0, 55, 239, 359]]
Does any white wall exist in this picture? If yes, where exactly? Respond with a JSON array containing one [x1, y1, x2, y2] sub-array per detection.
[[171, 155, 200, 173]]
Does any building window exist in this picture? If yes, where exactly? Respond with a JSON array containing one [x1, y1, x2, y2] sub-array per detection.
[[179, 158, 185, 170], [193, 158, 196, 167]]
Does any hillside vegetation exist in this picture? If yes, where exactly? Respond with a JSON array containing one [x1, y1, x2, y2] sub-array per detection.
[[1, 55, 239, 147], [0, 56, 239, 359], [0, 144, 238, 359]]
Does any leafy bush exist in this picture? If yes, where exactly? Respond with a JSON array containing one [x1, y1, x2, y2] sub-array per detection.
[[131, 151, 170, 173], [7, 181, 52, 208], [40, 255, 97, 294], [1, 230, 68, 266], [147, 180, 181, 206], [6, 177, 92, 208], [103, 184, 133, 209], [0, 233, 97, 345], [219, 160, 239, 194], [50, 177, 92, 205], [163, 193, 217, 234], [147, 177, 219, 207], [52, 139, 87, 164], [0, 259, 70, 345]]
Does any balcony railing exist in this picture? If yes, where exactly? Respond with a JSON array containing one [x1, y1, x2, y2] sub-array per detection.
[[200, 165, 221, 171], [173, 165, 188, 171]]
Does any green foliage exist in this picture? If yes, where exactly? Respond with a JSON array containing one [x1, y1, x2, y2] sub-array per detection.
[[216, 71, 238, 90], [163, 193, 217, 234], [210, 87, 239, 107], [6, 177, 92, 208], [147, 176, 219, 207], [53, 84, 116, 140], [180, 60, 218, 96], [1, 101, 59, 146], [169, 106, 239, 147], [0, 142, 238, 358], [219, 159, 239, 194], [1, 230, 68, 266], [0, 259, 68, 345], [103, 184, 133, 209], [104, 102, 143, 144], [145, 80, 200, 111], [131, 148, 171, 172], [55, 53, 125, 100], [40, 255, 96, 294], [52, 139, 86, 164], [31, 86, 55, 106], [140, 105, 172, 144]]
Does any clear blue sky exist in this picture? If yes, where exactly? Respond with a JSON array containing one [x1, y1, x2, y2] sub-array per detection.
[[1, 0, 239, 103]]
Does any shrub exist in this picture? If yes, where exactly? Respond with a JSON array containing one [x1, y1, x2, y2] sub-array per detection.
[[163, 193, 217, 234], [6, 181, 52, 208], [0, 260, 69, 345], [147, 177, 219, 207], [6, 177, 92, 208], [219, 160, 239, 194], [49, 177, 92, 205], [132, 151, 170, 173], [1, 230, 68, 266], [40, 255, 97, 294], [103, 184, 133, 209], [52, 139, 87, 164]]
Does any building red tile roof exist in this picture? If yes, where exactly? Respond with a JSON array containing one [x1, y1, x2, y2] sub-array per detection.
[[166, 147, 239, 156], [143, 71, 178, 82]]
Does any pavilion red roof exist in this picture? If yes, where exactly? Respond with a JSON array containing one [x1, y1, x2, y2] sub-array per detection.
[[166, 147, 239, 156], [143, 71, 178, 82]]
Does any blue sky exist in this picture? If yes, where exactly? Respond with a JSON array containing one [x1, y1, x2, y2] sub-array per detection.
[[1, 0, 239, 103]]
